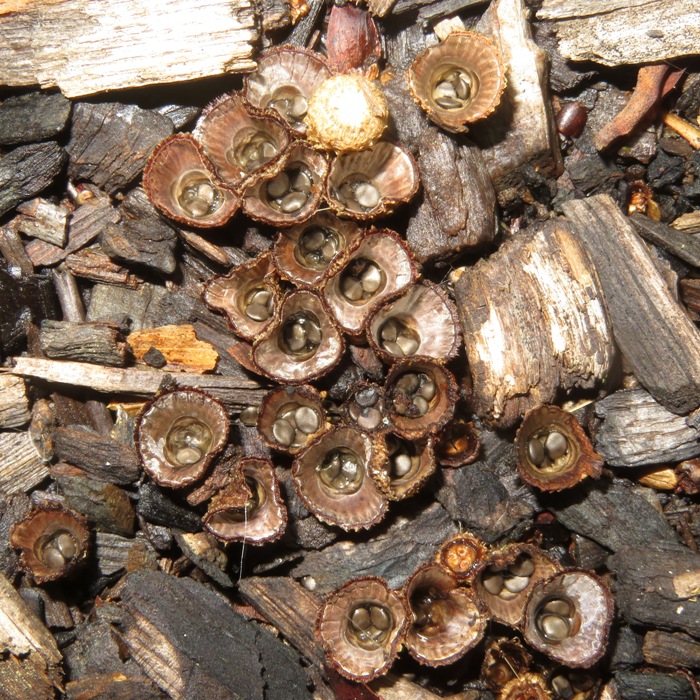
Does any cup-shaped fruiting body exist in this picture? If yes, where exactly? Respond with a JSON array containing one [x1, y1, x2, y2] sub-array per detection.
[[136, 388, 229, 488], [435, 418, 480, 468], [385, 360, 458, 440], [515, 405, 604, 492], [408, 31, 506, 134], [194, 92, 292, 191], [257, 384, 327, 454], [292, 425, 387, 530], [242, 142, 329, 227], [10, 503, 90, 584], [522, 570, 614, 668], [305, 74, 389, 153], [244, 46, 332, 135], [203, 458, 286, 544], [203, 252, 280, 342], [548, 668, 601, 700], [500, 674, 552, 700], [316, 576, 409, 681], [273, 212, 364, 289], [475, 543, 562, 628], [324, 229, 417, 336], [403, 563, 486, 666], [344, 381, 386, 433], [373, 432, 435, 501], [436, 533, 487, 583], [326, 143, 420, 220], [481, 637, 533, 692], [252, 290, 344, 383], [367, 282, 461, 363], [143, 134, 240, 227]]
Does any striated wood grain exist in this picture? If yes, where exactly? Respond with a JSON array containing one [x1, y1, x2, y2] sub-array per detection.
[[128, 325, 218, 373], [537, 0, 700, 67], [0, 0, 258, 97], [0, 375, 31, 429], [454, 219, 614, 428], [0, 431, 49, 495], [563, 194, 700, 415]]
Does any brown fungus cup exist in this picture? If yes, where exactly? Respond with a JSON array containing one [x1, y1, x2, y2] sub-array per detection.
[[10, 503, 90, 584], [203, 458, 287, 544], [193, 92, 292, 192], [475, 542, 562, 628], [373, 432, 436, 501], [252, 289, 344, 384], [136, 388, 229, 489], [522, 570, 614, 668], [242, 142, 329, 227], [436, 532, 487, 584], [257, 384, 328, 454], [500, 673, 552, 700], [203, 251, 281, 342], [273, 211, 365, 290], [515, 405, 604, 492], [316, 576, 409, 682], [435, 418, 480, 468], [292, 425, 387, 530], [408, 31, 506, 133], [244, 45, 332, 136], [143, 133, 240, 228], [326, 142, 420, 220], [402, 563, 487, 666], [385, 359, 458, 440], [481, 637, 533, 693]]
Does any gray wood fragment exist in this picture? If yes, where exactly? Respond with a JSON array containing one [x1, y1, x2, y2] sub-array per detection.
[[630, 212, 700, 268], [0, 92, 72, 146], [0, 432, 50, 495], [16, 198, 70, 247], [593, 388, 700, 467], [0, 142, 66, 218], [0, 376, 31, 429]]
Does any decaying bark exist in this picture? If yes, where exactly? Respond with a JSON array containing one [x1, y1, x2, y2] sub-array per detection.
[[563, 194, 700, 415], [39, 320, 129, 367], [0, 572, 63, 700], [454, 219, 614, 429], [537, 0, 700, 67], [593, 387, 700, 467], [0, 0, 258, 97], [474, 0, 562, 186]]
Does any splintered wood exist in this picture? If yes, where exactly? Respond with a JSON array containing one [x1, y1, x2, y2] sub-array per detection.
[[0, 0, 258, 97], [454, 220, 614, 429]]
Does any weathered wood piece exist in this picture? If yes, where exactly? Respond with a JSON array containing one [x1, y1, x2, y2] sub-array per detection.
[[52, 426, 141, 485], [9, 357, 267, 409], [0, 0, 258, 97], [406, 129, 497, 264], [610, 545, 700, 637], [65, 246, 141, 288], [173, 532, 234, 589], [137, 483, 202, 532], [0, 226, 34, 277], [643, 630, 700, 669], [630, 213, 700, 268], [66, 674, 168, 700], [128, 325, 218, 373], [563, 194, 700, 415], [101, 188, 178, 274], [537, 0, 700, 67], [54, 473, 136, 536], [593, 388, 700, 467], [454, 219, 614, 428], [67, 103, 172, 195], [16, 198, 70, 247], [390, 0, 484, 16], [112, 570, 310, 700], [39, 320, 129, 367], [0, 431, 50, 495], [546, 478, 684, 553], [290, 502, 457, 594], [474, 0, 561, 186], [0, 141, 66, 217], [0, 375, 30, 429], [95, 532, 158, 576], [0, 572, 63, 700], [24, 188, 121, 268], [437, 428, 538, 542], [611, 671, 697, 700], [0, 92, 72, 146]]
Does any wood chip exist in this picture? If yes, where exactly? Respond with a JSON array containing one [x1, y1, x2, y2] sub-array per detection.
[[0, 431, 49, 495], [0, 0, 258, 97], [128, 324, 218, 373]]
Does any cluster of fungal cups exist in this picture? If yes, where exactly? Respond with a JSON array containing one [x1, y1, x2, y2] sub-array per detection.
[[318, 535, 613, 688]]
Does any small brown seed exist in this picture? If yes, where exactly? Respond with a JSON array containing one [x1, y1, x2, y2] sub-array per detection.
[[355, 182, 380, 210], [482, 571, 504, 595], [419, 378, 436, 401], [272, 418, 296, 446], [541, 598, 575, 617], [396, 333, 420, 356], [393, 453, 413, 477], [538, 614, 570, 642], [341, 275, 364, 302], [360, 263, 382, 294], [503, 575, 530, 594], [545, 431, 568, 460], [280, 191, 308, 212], [267, 172, 290, 199], [528, 438, 546, 466], [412, 395, 429, 415], [239, 406, 259, 426], [351, 606, 371, 631], [370, 605, 391, 630], [508, 556, 535, 577], [176, 446, 203, 465], [246, 303, 271, 322], [43, 546, 66, 569], [294, 406, 320, 434], [55, 532, 77, 560]]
